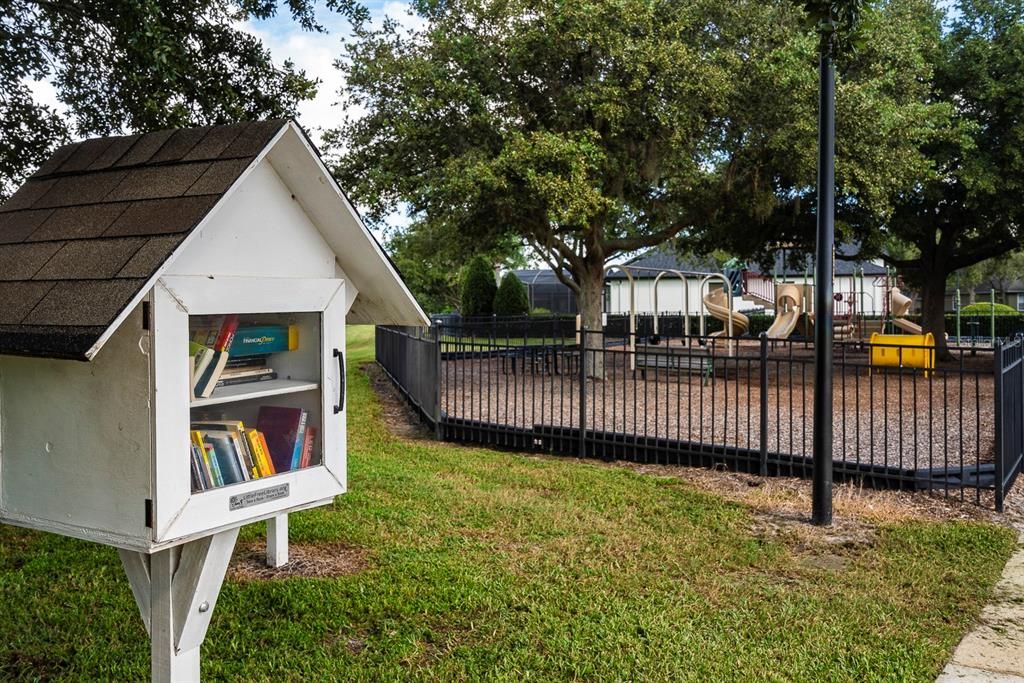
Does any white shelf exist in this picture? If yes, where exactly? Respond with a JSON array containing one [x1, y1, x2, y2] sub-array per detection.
[[191, 379, 319, 407]]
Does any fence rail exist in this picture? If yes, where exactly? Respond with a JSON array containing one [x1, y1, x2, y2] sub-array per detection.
[[377, 324, 1023, 510]]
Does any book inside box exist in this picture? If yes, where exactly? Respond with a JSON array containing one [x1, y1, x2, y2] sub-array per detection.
[[187, 312, 323, 493]]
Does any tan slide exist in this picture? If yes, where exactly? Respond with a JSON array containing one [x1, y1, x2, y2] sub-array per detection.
[[766, 284, 802, 339], [703, 288, 749, 336], [889, 288, 924, 334]]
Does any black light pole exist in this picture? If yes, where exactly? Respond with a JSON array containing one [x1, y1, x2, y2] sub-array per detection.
[[812, 18, 835, 526]]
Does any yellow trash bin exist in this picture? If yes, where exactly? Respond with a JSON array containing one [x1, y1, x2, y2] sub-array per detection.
[[869, 333, 936, 376]]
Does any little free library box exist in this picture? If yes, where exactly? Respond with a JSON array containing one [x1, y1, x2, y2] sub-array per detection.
[[0, 119, 427, 680]]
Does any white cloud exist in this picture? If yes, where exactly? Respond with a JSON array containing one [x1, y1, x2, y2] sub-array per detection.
[[377, 1, 428, 33], [239, 21, 350, 147], [243, 2, 426, 234], [240, 1, 427, 148]]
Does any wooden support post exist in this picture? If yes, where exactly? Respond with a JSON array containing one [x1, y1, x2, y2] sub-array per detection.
[[118, 527, 239, 682], [266, 513, 289, 568]]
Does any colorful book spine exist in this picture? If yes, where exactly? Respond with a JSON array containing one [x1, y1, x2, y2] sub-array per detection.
[[299, 425, 316, 469], [191, 430, 220, 487], [257, 432, 277, 476], [215, 371, 278, 388], [290, 410, 308, 471], [204, 445, 221, 486], [213, 314, 240, 352], [190, 444, 204, 492], [229, 432, 254, 481], [208, 435, 244, 485], [228, 325, 299, 357], [245, 430, 270, 478]]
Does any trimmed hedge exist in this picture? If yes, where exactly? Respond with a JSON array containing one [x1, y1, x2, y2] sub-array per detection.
[[494, 272, 530, 316], [460, 256, 497, 316]]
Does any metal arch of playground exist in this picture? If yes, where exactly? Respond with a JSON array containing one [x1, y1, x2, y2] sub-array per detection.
[[603, 264, 738, 356]]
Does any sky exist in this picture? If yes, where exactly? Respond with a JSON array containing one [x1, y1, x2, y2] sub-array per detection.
[[241, 1, 424, 147], [239, 1, 425, 233]]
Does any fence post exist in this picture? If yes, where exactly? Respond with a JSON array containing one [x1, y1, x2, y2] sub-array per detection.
[[433, 324, 443, 440], [759, 332, 769, 477], [1019, 341, 1024, 477], [579, 327, 587, 459], [995, 340, 1005, 512], [991, 288, 997, 344]]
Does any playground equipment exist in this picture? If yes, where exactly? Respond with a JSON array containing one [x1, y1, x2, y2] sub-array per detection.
[[765, 284, 802, 339], [889, 287, 924, 335], [602, 264, 742, 363], [869, 332, 936, 376], [703, 287, 749, 337]]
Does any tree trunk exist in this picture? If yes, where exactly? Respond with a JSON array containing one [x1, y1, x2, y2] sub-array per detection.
[[920, 270, 952, 361], [577, 266, 606, 379]]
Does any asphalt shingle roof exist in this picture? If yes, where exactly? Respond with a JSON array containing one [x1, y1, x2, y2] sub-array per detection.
[[605, 245, 886, 279], [0, 120, 287, 359]]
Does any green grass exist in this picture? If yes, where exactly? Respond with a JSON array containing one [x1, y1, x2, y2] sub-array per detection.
[[0, 325, 1016, 681], [440, 336, 576, 351]]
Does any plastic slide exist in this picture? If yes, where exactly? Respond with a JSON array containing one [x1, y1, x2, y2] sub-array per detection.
[[766, 284, 802, 339], [703, 288, 749, 336], [889, 288, 924, 334]]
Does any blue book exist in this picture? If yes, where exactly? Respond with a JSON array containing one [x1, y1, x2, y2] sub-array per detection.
[[228, 325, 298, 357], [290, 410, 308, 471], [205, 444, 223, 487], [207, 434, 244, 485]]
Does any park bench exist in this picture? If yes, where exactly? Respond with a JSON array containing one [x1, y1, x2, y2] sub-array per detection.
[[636, 351, 714, 384], [502, 345, 579, 375]]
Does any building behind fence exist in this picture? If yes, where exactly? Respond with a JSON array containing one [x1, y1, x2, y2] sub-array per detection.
[[376, 318, 1024, 511]]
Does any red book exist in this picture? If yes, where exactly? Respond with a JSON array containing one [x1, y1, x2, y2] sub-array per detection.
[[256, 406, 304, 473], [299, 426, 316, 468], [213, 314, 239, 352]]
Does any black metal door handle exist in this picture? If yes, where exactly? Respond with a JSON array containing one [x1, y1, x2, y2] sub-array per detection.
[[333, 348, 345, 413]]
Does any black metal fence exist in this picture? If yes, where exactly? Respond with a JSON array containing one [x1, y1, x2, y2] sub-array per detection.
[[376, 325, 1023, 510], [996, 337, 1024, 511], [374, 326, 439, 428]]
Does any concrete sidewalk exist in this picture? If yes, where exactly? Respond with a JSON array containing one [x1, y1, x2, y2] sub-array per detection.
[[938, 534, 1024, 682]]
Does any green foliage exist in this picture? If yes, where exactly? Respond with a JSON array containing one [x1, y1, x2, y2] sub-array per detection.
[[388, 222, 525, 314], [329, 0, 832, 326], [329, 0, 952, 331], [530, 307, 552, 316], [493, 272, 530, 316], [0, 0, 332, 198], [960, 302, 1018, 315], [460, 256, 497, 316]]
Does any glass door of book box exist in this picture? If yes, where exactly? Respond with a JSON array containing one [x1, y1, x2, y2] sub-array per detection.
[[189, 311, 324, 490], [151, 277, 346, 545]]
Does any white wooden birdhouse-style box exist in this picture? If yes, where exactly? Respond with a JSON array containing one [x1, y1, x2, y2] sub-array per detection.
[[0, 119, 427, 680]]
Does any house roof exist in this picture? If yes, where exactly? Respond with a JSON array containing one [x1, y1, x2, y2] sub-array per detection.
[[605, 250, 720, 278], [0, 119, 426, 360], [605, 244, 886, 279], [513, 269, 573, 286]]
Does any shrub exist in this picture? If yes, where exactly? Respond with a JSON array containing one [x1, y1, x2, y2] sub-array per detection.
[[494, 272, 530, 316], [530, 307, 552, 316], [960, 301, 1018, 315], [460, 256, 497, 316]]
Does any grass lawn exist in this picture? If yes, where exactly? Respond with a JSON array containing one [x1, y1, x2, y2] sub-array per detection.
[[0, 325, 1016, 681], [440, 336, 576, 351]]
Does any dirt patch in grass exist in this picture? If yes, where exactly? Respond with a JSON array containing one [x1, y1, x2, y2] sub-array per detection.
[[365, 363, 435, 440], [228, 541, 369, 582]]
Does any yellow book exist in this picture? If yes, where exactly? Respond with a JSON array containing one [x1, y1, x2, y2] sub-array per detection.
[[245, 429, 271, 478], [257, 431, 277, 476]]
